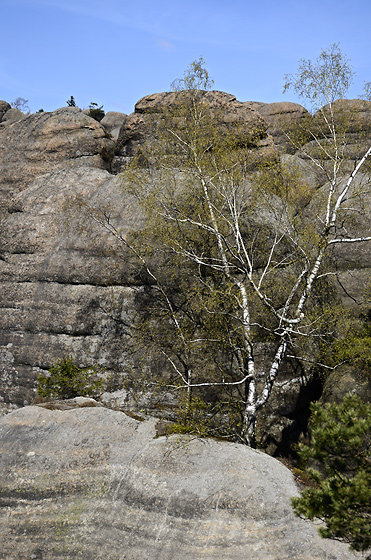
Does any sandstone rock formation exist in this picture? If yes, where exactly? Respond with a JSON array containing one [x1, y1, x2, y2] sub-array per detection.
[[297, 99, 371, 165], [0, 107, 25, 126], [113, 90, 274, 172], [0, 107, 114, 216], [248, 101, 310, 153], [0, 95, 277, 420], [100, 110, 127, 141], [0, 404, 360, 560], [0, 165, 142, 412], [0, 92, 370, 450], [0, 100, 11, 121], [0, 100, 27, 127]]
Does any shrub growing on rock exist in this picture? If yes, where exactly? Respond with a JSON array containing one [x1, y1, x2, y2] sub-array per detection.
[[88, 102, 105, 122], [37, 356, 103, 400], [66, 95, 77, 107], [292, 394, 371, 555]]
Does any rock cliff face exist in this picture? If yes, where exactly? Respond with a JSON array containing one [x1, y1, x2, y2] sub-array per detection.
[[0, 106, 114, 216], [0, 94, 370, 446], [0, 105, 134, 413], [0, 404, 359, 560]]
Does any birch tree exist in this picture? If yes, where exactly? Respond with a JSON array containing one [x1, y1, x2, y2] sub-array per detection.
[[114, 50, 371, 446], [112, 52, 371, 445]]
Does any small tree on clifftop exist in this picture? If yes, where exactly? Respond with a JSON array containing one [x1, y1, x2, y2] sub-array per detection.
[[10, 97, 30, 113]]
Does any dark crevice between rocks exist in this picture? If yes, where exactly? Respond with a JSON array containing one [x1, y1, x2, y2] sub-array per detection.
[[271, 369, 324, 460]]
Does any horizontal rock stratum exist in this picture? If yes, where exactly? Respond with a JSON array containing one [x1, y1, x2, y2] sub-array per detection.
[[0, 404, 359, 559]]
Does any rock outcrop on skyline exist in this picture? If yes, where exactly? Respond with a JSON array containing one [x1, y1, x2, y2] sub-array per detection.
[[0, 106, 114, 216], [113, 90, 274, 172]]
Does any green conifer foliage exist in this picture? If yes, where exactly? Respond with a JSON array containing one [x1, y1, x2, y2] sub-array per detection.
[[292, 395, 371, 555], [37, 356, 102, 400]]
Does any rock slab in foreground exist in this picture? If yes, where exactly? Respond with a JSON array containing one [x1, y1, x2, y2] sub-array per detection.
[[0, 405, 359, 559]]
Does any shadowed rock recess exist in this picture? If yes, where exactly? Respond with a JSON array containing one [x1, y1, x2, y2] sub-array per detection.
[[0, 404, 360, 559]]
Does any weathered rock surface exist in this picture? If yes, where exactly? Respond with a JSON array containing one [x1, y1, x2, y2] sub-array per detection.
[[0, 91, 370, 447], [303, 171, 371, 309], [113, 90, 273, 172], [0, 107, 25, 126], [100, 110, 127, 141], [0, 104, 137, 413], [0, 166, 142, 412], [0, 405, 359, 560], [322, 367, 371, 404], [0, 107, 114, 216], [249, 101, 310, 153], [296, 99, 371, 164], [313, 99, 371, 134], [0, 100, 11, 122]]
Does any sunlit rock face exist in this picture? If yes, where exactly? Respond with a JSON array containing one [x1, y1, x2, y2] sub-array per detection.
[[112, 90, 273, 171], [0, 106, 131, 414], [0, 405, 360, 560], [0, 106, 115, 216], [0, 93, 370, 449], [0, 165, 142, 412]]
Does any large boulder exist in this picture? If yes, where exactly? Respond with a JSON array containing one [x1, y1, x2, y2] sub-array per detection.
[[0, 107, 115, 216], [113, 90, 273, 172], [100, 110, 127, 140], [297, 99, 371, 164], [313, 99, 371, 134], [0, 100, 11, 121], [0, 106, 25, 126], [248, 101, 310, 154], [0, 405, 359, 560]]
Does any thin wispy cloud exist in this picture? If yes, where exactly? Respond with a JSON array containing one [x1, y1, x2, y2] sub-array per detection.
[[37, 0, 164, 35], [36, 0, 246, 50], [154, 37, 175, 52]]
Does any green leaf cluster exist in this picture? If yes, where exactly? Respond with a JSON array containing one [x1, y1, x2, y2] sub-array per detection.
[[37, 356, 103, 400], [321, 317, 371, 382], [284, 43, 354, 110], [170, 56, 214, 93], [292, 395, 371, 554]]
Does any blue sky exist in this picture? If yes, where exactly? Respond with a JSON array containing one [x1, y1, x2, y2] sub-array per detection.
[[1, 0, 371, 115]]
